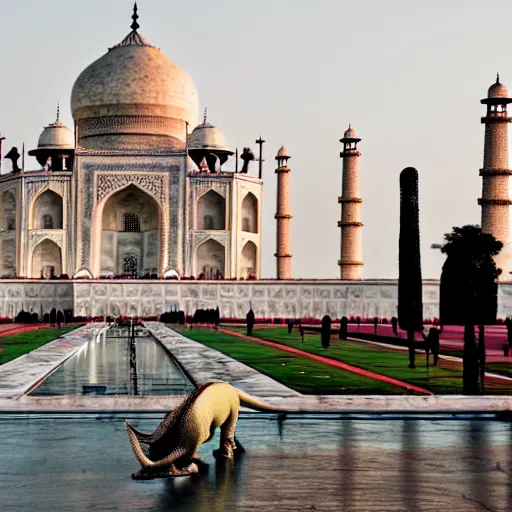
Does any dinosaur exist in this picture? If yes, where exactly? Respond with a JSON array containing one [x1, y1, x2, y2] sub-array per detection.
[[125, 381, 284, 479]]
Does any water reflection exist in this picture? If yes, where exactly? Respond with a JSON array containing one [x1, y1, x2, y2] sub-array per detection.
[[466, 420, 492, 509], [339, 419, 355, 510], [30, 331, 194, 396], [1, 416, 511, 511], [401, 420, 420, 511]]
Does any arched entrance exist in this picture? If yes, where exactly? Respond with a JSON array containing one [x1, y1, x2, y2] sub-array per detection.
[[100, 185, 160, 277], [2, 190, 16, 231], [31, 190, 63, 229], [196, 190, 226, 230], [196, 239, 225, 279], [32, 239, 62, 278], [241, 241, 257, 278], [241, 192, 258, 233]]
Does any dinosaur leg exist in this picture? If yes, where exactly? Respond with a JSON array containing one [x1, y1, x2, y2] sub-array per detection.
[[214, 413, 238, 459]]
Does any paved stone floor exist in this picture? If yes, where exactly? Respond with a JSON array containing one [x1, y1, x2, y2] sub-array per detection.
[[1, 414, 512, 511]]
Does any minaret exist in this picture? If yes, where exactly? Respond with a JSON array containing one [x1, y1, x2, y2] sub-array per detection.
[[338, 125, 363, 280], [275, 146, 293, 279], [479, 75, 512, 268]]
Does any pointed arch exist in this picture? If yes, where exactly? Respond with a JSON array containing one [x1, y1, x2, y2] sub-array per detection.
[[241, 241, 257, 279], [2, 190, 16, 231], [31, 239, 62, 278], [196, 238, 225, 279], [30, 189, 63, 230], [196, 189, 226, 230], [98, 184, 161, 277], [241, 192, 258, 233], [91, 182, 165, 277]]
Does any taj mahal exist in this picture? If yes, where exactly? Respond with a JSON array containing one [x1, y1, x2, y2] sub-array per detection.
[[1, 4, 512, 321], [0, 5, 263, 282]]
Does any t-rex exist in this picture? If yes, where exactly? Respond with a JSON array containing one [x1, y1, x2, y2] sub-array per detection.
[[125, 381, 284, 479]]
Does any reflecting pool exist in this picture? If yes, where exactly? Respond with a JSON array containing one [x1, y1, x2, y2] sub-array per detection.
[[1, 414, 511, 511], [29, 330, 194, 396]]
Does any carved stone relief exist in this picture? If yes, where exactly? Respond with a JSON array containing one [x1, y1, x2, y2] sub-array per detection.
[[96, 173, 167, 204]]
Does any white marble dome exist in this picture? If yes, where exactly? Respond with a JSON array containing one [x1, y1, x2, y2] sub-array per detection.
[[71, 29, 199, 145], [37, 121, 74, 149], [189, 122, 229, 150]]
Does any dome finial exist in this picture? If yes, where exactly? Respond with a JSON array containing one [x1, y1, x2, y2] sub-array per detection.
[[497, 71, 500, 84], [131, 2, 140, 32], [56, 103, 60, 123], [204, 106, 208, 124]]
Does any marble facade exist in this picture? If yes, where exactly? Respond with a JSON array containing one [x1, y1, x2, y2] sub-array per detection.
[[0, 280, 439, 320], [1, 279, 512, 321]]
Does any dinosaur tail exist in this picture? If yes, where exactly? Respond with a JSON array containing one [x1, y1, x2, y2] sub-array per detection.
[[125, 420, 187, 469], [235, 388, 286, 412]]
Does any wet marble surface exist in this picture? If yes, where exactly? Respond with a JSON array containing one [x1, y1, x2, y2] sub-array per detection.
[[145, 323, 302, 399], [0, 324, 104, 399], [1, 414, 511, 511]]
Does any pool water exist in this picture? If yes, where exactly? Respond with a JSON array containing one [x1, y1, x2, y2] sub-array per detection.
[[29, 330, 194, 396], [1, 414, 511, 511]]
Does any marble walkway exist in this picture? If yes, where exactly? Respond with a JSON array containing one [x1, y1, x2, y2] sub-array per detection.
[[0, 323, 106, 400], [145, 322, 301, 400]]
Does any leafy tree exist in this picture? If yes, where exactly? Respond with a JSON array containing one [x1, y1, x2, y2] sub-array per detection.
[[440, 225, 501, 325], [439, 225, 502, 393], [398, 167, 423, 369]]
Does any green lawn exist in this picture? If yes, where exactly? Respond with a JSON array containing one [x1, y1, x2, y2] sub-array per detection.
[[486, 363, 512, 379], [228, 327, 512, 395], [173, 327, 406, 395], [0, 327, 77, 365]]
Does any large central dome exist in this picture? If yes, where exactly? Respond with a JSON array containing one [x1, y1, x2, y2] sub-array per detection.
[[71, 10, 199, 150]]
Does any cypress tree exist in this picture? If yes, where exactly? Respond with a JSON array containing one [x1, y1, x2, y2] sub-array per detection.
[[246, 309, 255, 336], [398, 167, 423, 369], [339, 317, 348, 340], [321, 315, 331, 348]]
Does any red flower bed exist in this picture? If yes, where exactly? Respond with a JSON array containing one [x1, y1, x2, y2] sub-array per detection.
[[0, 324, 43, 338]]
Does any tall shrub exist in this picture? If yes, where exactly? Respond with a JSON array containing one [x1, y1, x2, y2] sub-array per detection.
[[321, 315, 331, 348], [398, 167, 423, 369], [339, 317, 348, 340], [246, 309, 255, 336]]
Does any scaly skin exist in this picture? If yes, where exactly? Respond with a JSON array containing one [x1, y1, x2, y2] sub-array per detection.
[[126, 381, 283, 479]]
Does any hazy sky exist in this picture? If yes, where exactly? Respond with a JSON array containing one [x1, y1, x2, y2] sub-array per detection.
[[0, 0, 510, 279]]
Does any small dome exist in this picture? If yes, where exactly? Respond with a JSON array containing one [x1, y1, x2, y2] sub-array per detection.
[[189, 122, 229, 151], [489, 80, 509, 99], [37, 121, 74, 149], [343, 125, 357, 139], [276, 146, 289, 158]]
